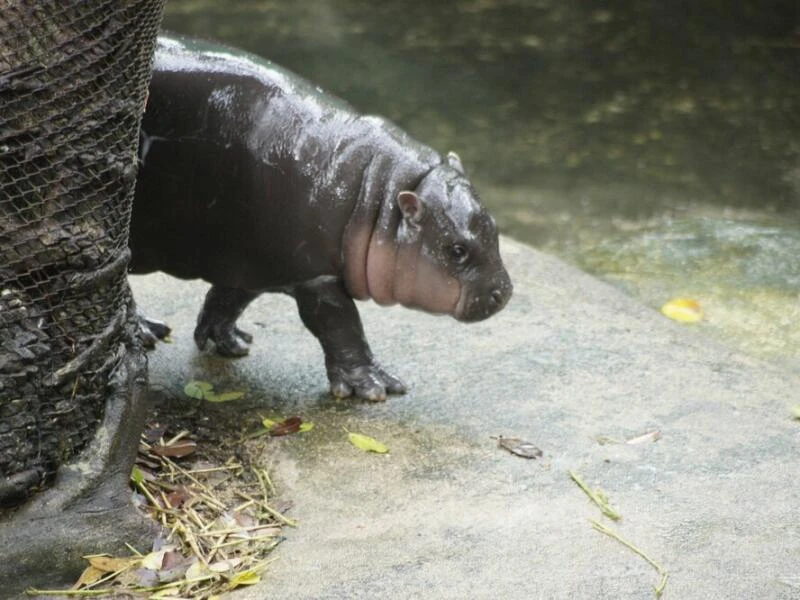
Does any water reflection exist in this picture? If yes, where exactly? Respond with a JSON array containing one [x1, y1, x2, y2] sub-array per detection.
[[161, 0, 800, 368]]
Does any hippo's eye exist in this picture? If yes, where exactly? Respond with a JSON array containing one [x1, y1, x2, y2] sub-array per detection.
[[450, 243, 469, 264]]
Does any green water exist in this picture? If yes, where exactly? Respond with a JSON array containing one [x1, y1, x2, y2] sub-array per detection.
[[161, 0, 800, 369]]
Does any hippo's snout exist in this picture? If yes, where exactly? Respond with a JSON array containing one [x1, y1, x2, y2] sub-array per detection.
[[455, 271, 513, 323]]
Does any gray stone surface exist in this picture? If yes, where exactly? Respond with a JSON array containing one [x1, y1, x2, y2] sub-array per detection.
[[132, 237, 800, 599]]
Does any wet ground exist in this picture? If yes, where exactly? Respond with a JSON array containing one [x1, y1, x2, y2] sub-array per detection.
[[161, 0, 800, 367]]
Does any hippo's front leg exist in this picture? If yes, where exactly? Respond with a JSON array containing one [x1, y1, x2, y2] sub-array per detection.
[[294, 281, 406, 401]]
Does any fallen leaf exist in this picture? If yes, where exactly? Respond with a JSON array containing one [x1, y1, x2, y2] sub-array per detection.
[[228, 570, 261, 588], [130, 465, 146, 485], [792, 405, 800, 420], [132, 567, 160, 588], [87, 555, 136, 573], [184, 380, 213, 399], [158, 551, 192, 583], [348, 432, 389, 454], [141, 549, 168, 570], [205, 390, 245, 402], [269, 416, 302, 436], [151, 439, 197, 458], [262, 416, 313, 436], [143, 423, 168, 443], [496, 436, 543, 459], [185, 559, 207, 581], [71, 565, 104, 589], [165, 486, 192, 509], [208, 557, 243, 572], [626, 430, 662, 445], [660, 298, 703, 323]]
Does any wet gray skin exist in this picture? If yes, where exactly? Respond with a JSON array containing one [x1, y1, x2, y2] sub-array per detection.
[[129, 35, 512, 401]]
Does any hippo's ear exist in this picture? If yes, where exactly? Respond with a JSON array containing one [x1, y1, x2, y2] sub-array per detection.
[[397, 191, 425, 226], [447, 151, 465, 174]]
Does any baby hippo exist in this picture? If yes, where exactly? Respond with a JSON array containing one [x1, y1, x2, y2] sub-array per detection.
[[130, 34, 512, 400]]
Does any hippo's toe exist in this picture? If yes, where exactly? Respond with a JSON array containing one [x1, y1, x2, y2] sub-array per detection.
[[137, 310, 172, 349], [327, 362, 406, 402], [194, 320, 252, 357]]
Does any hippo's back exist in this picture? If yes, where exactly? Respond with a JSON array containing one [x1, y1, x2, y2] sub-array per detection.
[[130, 36, 359, 289]]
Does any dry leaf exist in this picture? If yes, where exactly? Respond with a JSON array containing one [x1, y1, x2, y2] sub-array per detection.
[[185, 559, 207, 581], [141, 548, 169, 570], [151, 439, 197, 458], [660, 298, 703, 323], [158, 551, 192, 583], [626, 430, 662, 445], [143, 423, 168, 443], [347, 432, 389, 454], [71, 565, 105, 590], [269, 416, 303, 436], [496, 436, 543, 459], [208, 557, 243, 572], [87, 555, 136, 573]]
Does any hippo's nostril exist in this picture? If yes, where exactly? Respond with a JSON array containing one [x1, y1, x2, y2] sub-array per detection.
[[490, 289, 503, 307]]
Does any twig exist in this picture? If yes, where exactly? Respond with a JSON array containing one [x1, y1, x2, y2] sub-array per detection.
[[590, 519, 668, 598], [235, 491, 297, 527], [568, 470, 621, 521]]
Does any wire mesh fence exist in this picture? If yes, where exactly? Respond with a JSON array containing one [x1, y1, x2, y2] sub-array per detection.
[[0, 0, 165, 507]]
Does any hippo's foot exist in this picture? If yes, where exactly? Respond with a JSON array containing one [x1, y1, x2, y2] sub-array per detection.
[[194, 319, 253, 357], [327, 361, 406, 402], [137, 310, 172, 349], [194, 285, 259, 357]]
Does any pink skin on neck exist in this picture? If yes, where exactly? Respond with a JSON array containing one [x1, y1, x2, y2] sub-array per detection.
[[345, 224, 462, 315]]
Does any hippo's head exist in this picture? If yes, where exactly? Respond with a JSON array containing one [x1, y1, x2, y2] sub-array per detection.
[[366, 152, 512, 322]]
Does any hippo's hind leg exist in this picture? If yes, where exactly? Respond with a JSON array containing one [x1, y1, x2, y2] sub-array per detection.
[[294, 281, 406, 401], [195, 285, 258, 357]]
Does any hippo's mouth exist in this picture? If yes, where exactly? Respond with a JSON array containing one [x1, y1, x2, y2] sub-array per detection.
[[454, 283, 512, 323]]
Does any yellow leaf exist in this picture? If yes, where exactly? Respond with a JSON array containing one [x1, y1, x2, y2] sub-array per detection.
[[87, 555, 136, 573], [229, 570, 261, 587], [299, 421, 315, 432], [348, 432, 389, 454], [205, 390, 245, 402], [792, 405, 800, 420], [660, 298, 703, 323], [71, 565, 104, 589]]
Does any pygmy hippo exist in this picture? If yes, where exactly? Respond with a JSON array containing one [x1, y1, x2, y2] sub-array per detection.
[[129, 35, 512, 401]]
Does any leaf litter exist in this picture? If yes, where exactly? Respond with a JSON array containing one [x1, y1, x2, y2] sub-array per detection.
[[29, 417, 293, 598], [493, 435, 543, 459]]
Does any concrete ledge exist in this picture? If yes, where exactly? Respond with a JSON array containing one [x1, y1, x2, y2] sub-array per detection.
[[132, 237, 800, 599]]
